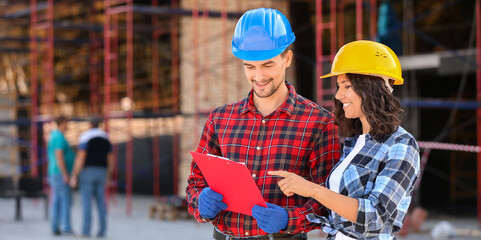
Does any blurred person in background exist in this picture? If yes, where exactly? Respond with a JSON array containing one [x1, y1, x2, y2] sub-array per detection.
[[47, 115, 75, 236], [70, 116, 113, 238], [270, 40, 420, 240], [186, 7, 340, 240]]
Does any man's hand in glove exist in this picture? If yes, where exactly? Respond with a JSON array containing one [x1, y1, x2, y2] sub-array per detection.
[[252, 203, 288, 234], [198, 187, 228, 219]]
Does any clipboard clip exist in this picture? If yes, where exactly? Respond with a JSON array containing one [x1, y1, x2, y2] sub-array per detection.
[[206, 153, 229, 160], [206, 153, 246, 165]]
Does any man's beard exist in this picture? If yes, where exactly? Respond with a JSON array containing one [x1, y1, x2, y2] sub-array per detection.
[[253, 79, 280, 98]]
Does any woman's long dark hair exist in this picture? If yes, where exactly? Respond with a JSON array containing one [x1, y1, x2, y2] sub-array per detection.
[[333, 73, 403, 139]]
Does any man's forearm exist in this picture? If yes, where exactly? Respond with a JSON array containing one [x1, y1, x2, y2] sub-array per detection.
[[55, 150, 68, 176], [72, 150, 86, 177], [107, 152, 114, 178]]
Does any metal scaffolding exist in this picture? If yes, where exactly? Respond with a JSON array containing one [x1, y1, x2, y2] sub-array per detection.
[[29, 0, 55, 182]]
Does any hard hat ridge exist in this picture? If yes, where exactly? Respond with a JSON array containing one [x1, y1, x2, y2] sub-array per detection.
[[232, 8, 295, 61]]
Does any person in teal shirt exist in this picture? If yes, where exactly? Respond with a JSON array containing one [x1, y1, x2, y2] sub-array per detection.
[[47, 116, 75, 235]]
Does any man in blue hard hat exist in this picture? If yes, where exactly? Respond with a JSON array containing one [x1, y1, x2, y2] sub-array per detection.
[[186, 8, 340, 240]]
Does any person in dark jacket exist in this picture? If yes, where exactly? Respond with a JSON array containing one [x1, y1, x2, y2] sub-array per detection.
[[70, 116, 113, 238]]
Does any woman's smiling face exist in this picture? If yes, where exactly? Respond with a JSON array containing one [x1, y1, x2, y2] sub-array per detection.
[[335, 74, 365, 121]]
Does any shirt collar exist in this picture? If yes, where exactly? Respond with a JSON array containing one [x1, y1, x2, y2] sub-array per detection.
[[240, 81, 296, 117], [345, 131, 396, 146], [344, 133, 374, 146]]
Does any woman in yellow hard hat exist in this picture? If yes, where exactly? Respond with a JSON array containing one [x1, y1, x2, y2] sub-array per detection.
[[269, 40, 420, 239]]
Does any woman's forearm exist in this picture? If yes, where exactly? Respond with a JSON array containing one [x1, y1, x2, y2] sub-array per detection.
[[309, 184, 359, 223]]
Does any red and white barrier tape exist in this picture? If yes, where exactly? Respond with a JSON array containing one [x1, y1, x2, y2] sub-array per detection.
[[418, 141, 480, 153]]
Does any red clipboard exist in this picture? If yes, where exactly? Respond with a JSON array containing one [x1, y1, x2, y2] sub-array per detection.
[[190, 151, 267, 216]]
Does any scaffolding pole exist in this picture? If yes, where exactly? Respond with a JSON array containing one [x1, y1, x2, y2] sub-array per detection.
[[151, 0, 160, 201], [125, 0, 134, 217], [29, 0, 38, 177], [29, 0, 54, 180], [171, 0, 179, 114], [103, 0, 121, 207], [103, 0, 113, 205], [193, 0, 200, 144], [103, 0, 111, 135], [202, 0, 210, 106], [44, 0, 54, 184], [221, 0, 228, 104], [316, 0, 336, 109], [356, 0, 362, 40], [235, 0, 242, 101], [315, 0, 324, 106], [111, 11, 120, 203], [171, 0, 179, 196], [89, 0, 101, 115], [369, 0, 377, 40], [476, 0, 481, 227], [44, 0, 55, 116], [339, 0, 345, 46]]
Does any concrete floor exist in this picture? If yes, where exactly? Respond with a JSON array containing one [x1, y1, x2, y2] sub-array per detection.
[[1, 194, 480, 240]]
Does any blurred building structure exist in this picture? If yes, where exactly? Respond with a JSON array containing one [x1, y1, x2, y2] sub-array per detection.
[[0, 0, 480, 224]]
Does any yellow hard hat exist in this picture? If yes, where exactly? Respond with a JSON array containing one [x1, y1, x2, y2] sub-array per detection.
[[320, 40, 403, 85]]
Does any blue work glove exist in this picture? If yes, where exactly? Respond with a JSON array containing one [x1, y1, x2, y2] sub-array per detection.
[[251, 203, 288, 234], [198, 187, 228, 219]]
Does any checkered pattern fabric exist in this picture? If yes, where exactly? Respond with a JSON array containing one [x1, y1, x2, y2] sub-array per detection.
[[187, 82, 340, 238], [307, 126, 420, 239]]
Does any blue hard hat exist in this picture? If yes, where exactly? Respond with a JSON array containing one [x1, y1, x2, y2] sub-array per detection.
[[232, 8, 296, 61]]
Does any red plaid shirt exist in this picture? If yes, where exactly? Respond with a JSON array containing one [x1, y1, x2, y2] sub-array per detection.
[[186, 82, 340, 237]]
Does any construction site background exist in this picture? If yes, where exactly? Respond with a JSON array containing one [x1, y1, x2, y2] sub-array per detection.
[[0, 0, 481, 238]]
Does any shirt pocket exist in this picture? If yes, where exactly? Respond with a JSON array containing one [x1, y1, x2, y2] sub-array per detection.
[[341, 164, 373, 199]]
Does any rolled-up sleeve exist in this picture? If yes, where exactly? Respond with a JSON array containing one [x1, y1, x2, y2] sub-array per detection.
[[186, 113, 221, 223]]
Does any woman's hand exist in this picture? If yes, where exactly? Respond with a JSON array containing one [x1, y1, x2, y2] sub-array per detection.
[[270, 170, 360, 223], [268, 170, 317, 198]]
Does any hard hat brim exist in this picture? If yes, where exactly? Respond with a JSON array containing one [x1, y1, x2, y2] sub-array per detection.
[[232, 46, 286, 61], [319, 72, 335, 79], [320, 71, 404, 85], [232, 37, 295, 61]]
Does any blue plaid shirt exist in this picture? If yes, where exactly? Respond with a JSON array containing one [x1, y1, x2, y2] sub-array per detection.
[[307, 126, 420, 240]]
